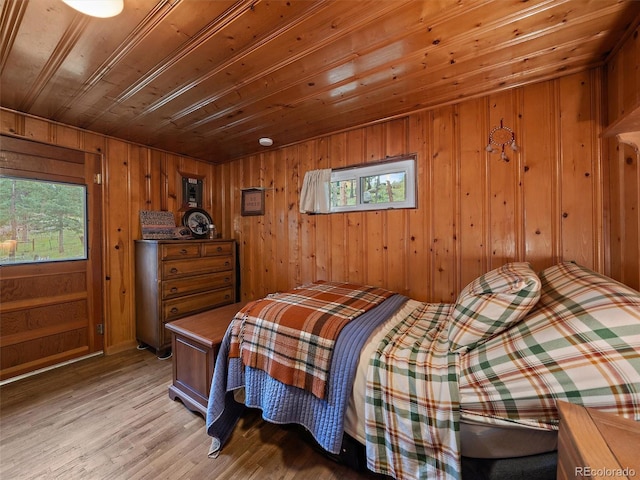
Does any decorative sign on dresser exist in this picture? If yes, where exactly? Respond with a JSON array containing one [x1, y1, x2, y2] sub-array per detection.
[[134, 239, 237, 357]]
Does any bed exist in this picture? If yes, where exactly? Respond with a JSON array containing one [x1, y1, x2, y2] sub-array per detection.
[[205, 261, 640, 480]]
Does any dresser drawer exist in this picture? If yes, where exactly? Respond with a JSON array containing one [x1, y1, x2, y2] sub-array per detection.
[[202, 242, 234, 257], [161, 243, 201, 260], [162, 271, 234, 299], [163, 288, 234, 321], [162, 255, 233, 279]]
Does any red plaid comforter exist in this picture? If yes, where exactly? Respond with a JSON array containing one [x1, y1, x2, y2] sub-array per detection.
[[228, 281, 394, 399]]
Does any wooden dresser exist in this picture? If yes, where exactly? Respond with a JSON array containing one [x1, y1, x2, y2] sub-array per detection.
[[557, 401, 639, 480], [134, 239, 237, 355]]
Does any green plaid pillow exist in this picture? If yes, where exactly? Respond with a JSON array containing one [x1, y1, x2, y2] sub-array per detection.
[[449, 262, 541, 353]]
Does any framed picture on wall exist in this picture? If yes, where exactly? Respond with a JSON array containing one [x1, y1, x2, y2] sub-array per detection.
[[241, 188, 265, 216]]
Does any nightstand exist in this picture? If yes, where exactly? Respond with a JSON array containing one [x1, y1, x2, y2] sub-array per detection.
[[556, 401, 639, 480], [165, 302, 246, 416]]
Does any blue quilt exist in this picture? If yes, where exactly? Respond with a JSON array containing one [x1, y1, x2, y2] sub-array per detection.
[[206, 294, 407, 455]]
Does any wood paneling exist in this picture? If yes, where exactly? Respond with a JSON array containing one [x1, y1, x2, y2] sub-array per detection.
[[2, 55, 639, 359], [2, 0, 639, 162], [1, 110, 214, 356], [521, 81, 557, 271], [605, 23, 640, 291], [217, 70, 610, 303]]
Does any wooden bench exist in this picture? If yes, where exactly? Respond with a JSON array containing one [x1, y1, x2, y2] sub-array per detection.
[[165, 301, 247, 416]]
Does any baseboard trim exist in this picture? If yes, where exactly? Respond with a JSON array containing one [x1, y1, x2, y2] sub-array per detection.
[[0, 351, 104, 386]]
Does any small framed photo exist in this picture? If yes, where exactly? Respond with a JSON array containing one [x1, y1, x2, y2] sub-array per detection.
[[241, 188, 265, 216]]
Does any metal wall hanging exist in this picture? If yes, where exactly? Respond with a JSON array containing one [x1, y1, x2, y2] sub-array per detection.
[[486, 119, 518, 161], [181, 175, 203, 208]]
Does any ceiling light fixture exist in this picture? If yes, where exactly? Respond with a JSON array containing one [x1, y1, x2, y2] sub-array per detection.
[[259, 137, 273, 147], [62, 0, 124, 18]]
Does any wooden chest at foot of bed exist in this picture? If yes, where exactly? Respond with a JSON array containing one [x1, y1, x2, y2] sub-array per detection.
[[165, 302, 247, 416]]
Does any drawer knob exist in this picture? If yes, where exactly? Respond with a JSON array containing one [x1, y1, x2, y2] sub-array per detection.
[[224, 294, 230, 299], [170, 287, 178, 293], [224, 261, 230, 266], [217, 246, 223, 252], [170, 267, 178, 274], [180, 249, 188, 255], [171, 307, 179, 314], [224, 277, 230, 283]]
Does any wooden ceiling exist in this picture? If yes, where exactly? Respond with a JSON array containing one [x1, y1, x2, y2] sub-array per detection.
[[1, 0, 639, 164]]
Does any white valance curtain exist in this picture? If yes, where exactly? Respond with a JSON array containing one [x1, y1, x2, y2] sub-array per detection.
[[299, 168, 332, 214]]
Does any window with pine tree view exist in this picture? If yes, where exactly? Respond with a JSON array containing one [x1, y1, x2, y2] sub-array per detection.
[[0, 177, 87, 265], [329, 157, 416, 212], [360, 171, 407, 205]]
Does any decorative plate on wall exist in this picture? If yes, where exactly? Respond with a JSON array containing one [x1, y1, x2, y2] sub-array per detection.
[[182, 208, 212, 238]]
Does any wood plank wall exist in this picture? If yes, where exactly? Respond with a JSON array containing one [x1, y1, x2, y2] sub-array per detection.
[[2, 61, 639, 354], [214, 69, 612, 303], [0, 113, 216, 354], [606, 23, 640, 291]]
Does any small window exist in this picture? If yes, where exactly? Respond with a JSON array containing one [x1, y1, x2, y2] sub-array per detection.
[[330, 156, 416, 212], [0, 176, 88, 265]]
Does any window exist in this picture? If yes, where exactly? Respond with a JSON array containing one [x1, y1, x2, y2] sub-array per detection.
[[0, 177, 88, 265], [330, 156, 416, 212]]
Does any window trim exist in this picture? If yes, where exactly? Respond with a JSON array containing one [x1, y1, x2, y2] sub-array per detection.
[[330, 155, 417, 213]]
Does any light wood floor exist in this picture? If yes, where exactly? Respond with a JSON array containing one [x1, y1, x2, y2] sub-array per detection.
[[0, 349, 385, 480]]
